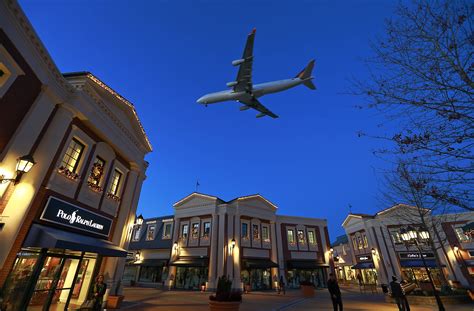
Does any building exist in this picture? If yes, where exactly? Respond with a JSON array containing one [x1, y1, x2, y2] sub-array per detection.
[[342, 204, 474, 289], [126, 192, 333, 291], [0, 1, 152, 310], [331, 235, 355, 284]]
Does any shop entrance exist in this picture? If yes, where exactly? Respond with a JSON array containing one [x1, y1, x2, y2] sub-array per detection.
[[240, 269, 272, 290], [1, 248, 98, 311], [175, 267, 208, 290], [286, 268, 325, 288]]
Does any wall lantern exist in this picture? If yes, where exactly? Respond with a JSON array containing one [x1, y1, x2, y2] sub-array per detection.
[[329, 248, 334, 253], [134, 251, 140, 262], [231, 238, 236, 248], [453, 245, 459, 252], [0, 154, 36, 185], [135, 214, 144, 226], [371, 248, 376, 255]]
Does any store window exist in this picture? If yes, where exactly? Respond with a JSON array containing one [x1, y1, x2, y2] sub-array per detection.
[[192, 223, 199, 239], [308, 231, 316, 245], [242, 223, 248, 239], [108, 169, 122, 196], [253, 224, 259, 240], [60, 138, 85, 173], [262, 226, 270, 242], [182, 224, 189, 239], [163, 223, 172, 239], [454, 227, 471, 243], [146, 225, 156, 241], [203, 222, 211, 238], [87, 156, 105, 187], [363, 234, 368, 248], [297, 230, 305, 244], [287, 229, 295, 244]]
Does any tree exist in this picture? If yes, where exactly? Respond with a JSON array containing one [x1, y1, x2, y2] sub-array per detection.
[[355, 0, 473, 211]]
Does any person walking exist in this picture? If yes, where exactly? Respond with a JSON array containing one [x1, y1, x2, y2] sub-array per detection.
[[278, 275, 286, 295], [92, 274, 107, 311], [327, 273, 343, 311], [390, 276, 410, 311]]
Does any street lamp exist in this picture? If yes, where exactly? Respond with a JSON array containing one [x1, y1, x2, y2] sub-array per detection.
[[135, 214, 144, 226], [0, 154, 36, 184], [400, 226, 445, 311]]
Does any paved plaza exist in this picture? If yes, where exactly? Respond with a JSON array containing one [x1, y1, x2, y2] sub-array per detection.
[[118, 286, 473, 311]]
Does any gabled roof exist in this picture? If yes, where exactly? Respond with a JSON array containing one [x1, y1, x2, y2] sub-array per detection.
[[331, 234, 349, 247], [229, 194, 278, 210], [173, 192, 225, 207], [342, 203, 422, 227], [63, 72, 152, 152], [173, 192, 278, 210]]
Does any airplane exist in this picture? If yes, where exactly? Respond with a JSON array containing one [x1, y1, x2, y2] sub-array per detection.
[[196, 28, 316, 118]]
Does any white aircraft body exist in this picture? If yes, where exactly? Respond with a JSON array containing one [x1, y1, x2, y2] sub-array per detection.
[[197, 28, 316, 118]]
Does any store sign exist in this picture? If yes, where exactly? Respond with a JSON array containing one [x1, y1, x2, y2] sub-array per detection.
[[399, 252, 434, 260], [357, 255, 372, 261], [41, 196, 112, 237]]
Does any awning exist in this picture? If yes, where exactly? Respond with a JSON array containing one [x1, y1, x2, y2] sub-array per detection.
[[287, 260, 329, 269], [170, 257, 209, 267], [352, 262, 375, 269], [464, 260, 474, 267], [400, 259, 445, 268], [135, 259, 168, 266], [242, 258, 278, 269], [24, 224, 127, 257]]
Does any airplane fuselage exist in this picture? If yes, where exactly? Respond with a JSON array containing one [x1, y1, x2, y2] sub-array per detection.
[[197, 77, 310, 105]]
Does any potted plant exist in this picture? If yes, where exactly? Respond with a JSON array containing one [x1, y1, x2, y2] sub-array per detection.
[[106, 280, 124, 309], [299, 280, 315, 297], [209, 276, 242, 311]]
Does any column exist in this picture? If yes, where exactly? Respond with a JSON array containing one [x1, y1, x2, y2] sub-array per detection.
[[167, 217, 180, 289], [233, 213, 241, 290], [275, 220, 286, 282], [270, 220, 279, 289], [216, 206, 226, 280], [207, 212, 219, 289]]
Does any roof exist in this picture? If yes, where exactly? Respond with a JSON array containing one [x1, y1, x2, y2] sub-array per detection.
[[173, 192, 278, 209], [129, 215, 174, 250], [173, 192, 226, 207], [331, 234, 349, 247], [62, 71, 152, 152]]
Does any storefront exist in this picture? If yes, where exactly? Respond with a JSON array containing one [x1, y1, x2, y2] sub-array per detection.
[[1, 197, 127, 311], [352, 254, 377, 285], [240, 258, 278, 290], [286, 260, 327, 288], [399, 252, 444, 286], [171, 257, 209, 290]]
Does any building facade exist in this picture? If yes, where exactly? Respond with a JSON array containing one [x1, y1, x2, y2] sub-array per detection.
[[331, 235, 355, 284], [342, 204, 474, 289], [126, 193, 333, 291], [0, 1, 152, 310]]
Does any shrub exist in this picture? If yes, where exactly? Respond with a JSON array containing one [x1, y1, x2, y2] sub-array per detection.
[[209, 276, 242, 302]]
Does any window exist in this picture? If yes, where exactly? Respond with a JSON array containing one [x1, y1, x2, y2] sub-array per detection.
[[308, 231, 316, 245], [192, 223, 199, 239], [182, 224, 189, 239], [253, 224, 259, 240], [363, 234, 368, 248], [262, 226, 269, 242], [242, 223, 248, 239], [352, 237, 357, 250], [298, 230, 305, 244], [88, 156, 105, 186], [287, 229, 295, 244], [61, 138, 85, 173], [146, 225, 156, 241], [132, 226, 141, 241], [108, 169, 122, 196], [203, 222, 211, 238], [392, 232, 403, 244], [357, 236, 363, 249], [163, 223, 172, 239], [455, 227, 470, 243]]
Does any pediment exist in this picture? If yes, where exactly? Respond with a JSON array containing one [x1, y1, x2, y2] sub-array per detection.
[[173, 193, 222, 209], [236, 195, 277, 211]]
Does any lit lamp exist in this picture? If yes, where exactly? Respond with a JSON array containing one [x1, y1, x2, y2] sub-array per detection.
[[134, 251, 140, 262], [329, 248, 334, 253], [453, 245, 459, 252], [135, 214, 144, 226], [371, 248, 376, 255], [231, 238, 236, 249], [0, 154, 36, 184], [173, 241, 179, 255]]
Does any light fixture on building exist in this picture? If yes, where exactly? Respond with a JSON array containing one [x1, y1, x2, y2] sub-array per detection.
[[371, 248, 376, 255], [453, 245, 459, 252], [173, 241, 179, 255], [135, 214, 144, 226], [134, 251, 140, 262], [329, 248, 334, 253], [0, 154, 36, 185], [231, 238, 236, 248]]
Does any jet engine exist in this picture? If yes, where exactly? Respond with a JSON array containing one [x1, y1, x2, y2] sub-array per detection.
[[256, 113, 266, 118], [226, 81, 238, 87], [239, 106, 250, 111], [232, 59, 245, 66]]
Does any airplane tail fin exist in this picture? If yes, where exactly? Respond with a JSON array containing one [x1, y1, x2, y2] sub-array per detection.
[[295, 59, 316, 90]]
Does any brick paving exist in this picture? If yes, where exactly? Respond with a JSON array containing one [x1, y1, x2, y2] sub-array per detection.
[[117, 287, 474, 311]]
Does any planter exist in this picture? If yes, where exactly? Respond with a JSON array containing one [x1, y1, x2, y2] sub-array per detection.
[[301, 285, 315, 297], [106, 295, 124, 309], [244, 284, 251, 293], [209, 300, 241, 311]]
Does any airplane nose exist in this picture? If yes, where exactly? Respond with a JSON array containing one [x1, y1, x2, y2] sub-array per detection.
[[197, 96, 206, 104]]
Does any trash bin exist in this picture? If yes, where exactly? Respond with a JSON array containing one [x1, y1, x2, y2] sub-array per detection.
[[381, 284, 388, 294]]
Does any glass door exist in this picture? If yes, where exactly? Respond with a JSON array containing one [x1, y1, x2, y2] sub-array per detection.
[[28, 256, 80, 311]]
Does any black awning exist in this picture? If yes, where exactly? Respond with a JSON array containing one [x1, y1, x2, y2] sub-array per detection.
[[400, 259, 445, 268], [352, 262, 375, 269], [135, 259, 168, 266], [242, 258, 278, 269], [24, 224, 127, 257], [465, 260, 474, 267], [170, 257, 209, 267], [287, 260, 328, 269]]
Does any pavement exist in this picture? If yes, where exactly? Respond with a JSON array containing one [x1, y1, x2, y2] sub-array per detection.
[[116, 286, 474, 311]]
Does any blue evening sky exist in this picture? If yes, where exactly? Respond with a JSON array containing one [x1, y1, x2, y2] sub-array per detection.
[[20, 0, 399, 239]]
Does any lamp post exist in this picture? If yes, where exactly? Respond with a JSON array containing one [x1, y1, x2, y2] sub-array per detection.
[[0, 154, 36, 184], [400, 226, 445, 311]]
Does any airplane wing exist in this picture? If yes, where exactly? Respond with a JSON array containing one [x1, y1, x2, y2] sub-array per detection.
[[239, 98, 279, 119], [233, 29, 256, 92]]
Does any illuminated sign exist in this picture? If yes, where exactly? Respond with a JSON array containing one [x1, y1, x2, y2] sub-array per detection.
[[357, 255, 372, 261], [399, 252, 434, 260]]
